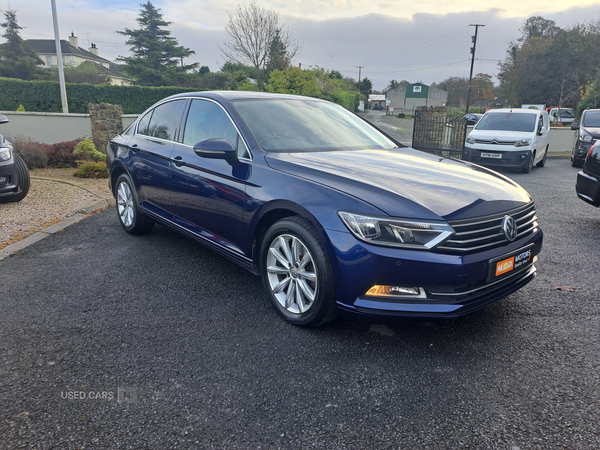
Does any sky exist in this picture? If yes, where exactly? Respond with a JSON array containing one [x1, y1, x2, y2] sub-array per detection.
[[3, 0, 600, 90]]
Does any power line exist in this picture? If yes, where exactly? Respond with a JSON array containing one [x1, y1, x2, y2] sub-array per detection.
[[357, 59, 470, 74]]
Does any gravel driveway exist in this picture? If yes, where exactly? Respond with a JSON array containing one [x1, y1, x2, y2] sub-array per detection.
[[0, 169, 111, 248]]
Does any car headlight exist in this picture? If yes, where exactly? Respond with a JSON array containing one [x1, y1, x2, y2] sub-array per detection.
[[465, 136, 475, 145], [514, 139, 531, 147], [0, 146, 11, 161], [338, 211, 455, 250], [580, 134, 593, 143]]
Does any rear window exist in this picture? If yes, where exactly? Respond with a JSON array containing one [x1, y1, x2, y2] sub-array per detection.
[[475, 113, 537, 132]]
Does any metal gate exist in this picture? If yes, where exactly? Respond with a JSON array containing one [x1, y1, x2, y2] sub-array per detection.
[[411, 116, 467, 159]]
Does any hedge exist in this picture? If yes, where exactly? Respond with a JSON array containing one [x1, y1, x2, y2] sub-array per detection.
[[0, 78, 198, 114]]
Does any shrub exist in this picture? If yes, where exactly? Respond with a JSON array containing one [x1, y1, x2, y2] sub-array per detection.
[[45, 140, 79, 168], [73, 138, 105, 162], [16, 104, 25, 111], [10, 135, 48, 168], [73, 161, 108, 178]]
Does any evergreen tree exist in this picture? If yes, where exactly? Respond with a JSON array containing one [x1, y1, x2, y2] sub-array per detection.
[[0, 9, 44, 80], [266, 29, 289, 73], [117, 2, 198, 86]]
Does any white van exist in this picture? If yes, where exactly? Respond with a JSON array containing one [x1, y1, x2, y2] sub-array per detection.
[[464, 108, 550, 173]]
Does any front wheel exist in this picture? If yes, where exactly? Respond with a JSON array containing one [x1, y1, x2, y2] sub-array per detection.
[[115, 174, 155, 235], [536, 147, 548, 167], [260, 216, 338, 327], [0, 154, 30, 204], [521, 152, 535, 173]]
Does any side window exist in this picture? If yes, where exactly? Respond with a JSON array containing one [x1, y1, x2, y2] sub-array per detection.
[[538, 116, 544, 131], [137, 110, 153, 136], [141, 100, 186, 141], [183, 99, 249, 159]]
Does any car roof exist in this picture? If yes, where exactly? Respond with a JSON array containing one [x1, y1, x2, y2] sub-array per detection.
[[165, 90, 328, 103], [484, 108, 543, 115]]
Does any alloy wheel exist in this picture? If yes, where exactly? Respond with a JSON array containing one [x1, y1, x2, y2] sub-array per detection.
[[117, 181, 134, 227], [266, 234, 318, 314]]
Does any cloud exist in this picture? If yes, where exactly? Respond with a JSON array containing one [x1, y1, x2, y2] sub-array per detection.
[[5, 0, 600, 90]]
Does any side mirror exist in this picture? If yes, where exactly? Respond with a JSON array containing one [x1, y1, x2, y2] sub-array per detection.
[[571, 122, 579, 130], [0, 114, 9, 125], [193, 138, 238, 165]]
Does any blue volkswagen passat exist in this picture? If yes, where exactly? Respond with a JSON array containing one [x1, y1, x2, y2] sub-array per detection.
[[107, 92, 543, 327]]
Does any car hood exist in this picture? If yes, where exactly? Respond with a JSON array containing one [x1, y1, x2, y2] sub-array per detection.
[[581, 126, 600, 138], [468, 129, 535, 140], [264, 148, 532, 221]]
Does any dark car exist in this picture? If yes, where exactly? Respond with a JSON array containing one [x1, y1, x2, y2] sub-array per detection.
[[463, 113, 482, 125], [107, 92, 543, 327], [576, 141, 600, 207], [571, 109, 600, 167], [0, 114, 30, 203]]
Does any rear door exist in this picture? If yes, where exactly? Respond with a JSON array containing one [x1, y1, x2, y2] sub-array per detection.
[[127, 99, 187, 218]]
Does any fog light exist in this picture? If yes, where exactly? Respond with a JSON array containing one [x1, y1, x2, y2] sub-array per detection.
[[0, 176, 6, 185], [365, 285, 426, 298], [519, 154, 526, 159]]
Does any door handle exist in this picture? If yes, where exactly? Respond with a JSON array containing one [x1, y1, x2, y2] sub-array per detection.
[[173, 156, 184, 167], [130, 144, 138, 152]]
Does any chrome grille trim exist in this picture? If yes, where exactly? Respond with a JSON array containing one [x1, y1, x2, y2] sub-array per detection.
[[474, 139, 517, 145], [438, 203, 537, 253]]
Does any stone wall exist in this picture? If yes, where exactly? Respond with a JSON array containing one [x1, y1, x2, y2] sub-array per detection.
[[88, 103, 123, 148]]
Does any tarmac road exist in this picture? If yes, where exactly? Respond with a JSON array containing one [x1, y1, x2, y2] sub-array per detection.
[[0, 157, 599, 449]]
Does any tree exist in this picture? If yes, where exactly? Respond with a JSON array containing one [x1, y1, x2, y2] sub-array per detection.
[[498, 17, 600, 107], [220, 2, 301, 78], [266, 29, 290, 73], [433, 77, 468, 107], [0, 9, 44, 80], [358, 77, 372, 96], [117, 1, 198, 86], [267, 67, 321, 97], [471, 73, 495, 103]]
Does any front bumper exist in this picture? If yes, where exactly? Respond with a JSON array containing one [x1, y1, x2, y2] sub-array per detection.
[[463, 146, 531, 169], [327, 226, 543, 319], [0, 158, 20, 197], [572, 141, 591, 166]]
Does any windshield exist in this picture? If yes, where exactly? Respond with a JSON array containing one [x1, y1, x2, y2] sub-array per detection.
[[231, 98, 397, 152], [557, 109, 575, 118], [475, 112, 537, 132], [583, 111, 600, 127]]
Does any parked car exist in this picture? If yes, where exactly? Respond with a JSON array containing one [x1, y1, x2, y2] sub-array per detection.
[[548, 107, 576, 125], [576, 141, 600, 207], [0, 114, 30, 203], [463, 113, 482, 125], [107, 92, 543, 327], [570, 109, 600, 168], [464, 108, 550, 173]]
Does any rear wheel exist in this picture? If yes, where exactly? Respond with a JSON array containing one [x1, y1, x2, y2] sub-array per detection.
[[260, 216, 338, 327], [115, 174, 155, 234], [0, 154, 30, 203]]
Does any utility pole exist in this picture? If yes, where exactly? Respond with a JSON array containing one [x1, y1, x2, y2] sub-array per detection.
[[51, 0, 68, 114], [357, 66, 364, 86], [464, 24, 484, 115]]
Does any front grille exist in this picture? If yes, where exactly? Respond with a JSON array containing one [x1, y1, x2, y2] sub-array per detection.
[[474, 139, 517, 145], [437, 202, 538, 253], [471, 157, 515, 166]]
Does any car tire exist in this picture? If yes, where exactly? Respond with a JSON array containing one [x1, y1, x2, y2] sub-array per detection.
[[0, 154, 30, 204], [115, 173, 155, 235], [536, 147, 548, 167], [572, 157, 584, 168], [260, 216, 338, 327], [522, 152, 535, 173]]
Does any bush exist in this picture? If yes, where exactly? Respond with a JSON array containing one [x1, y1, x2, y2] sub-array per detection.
[[73, 161, 108, 179], [45, 140, 79, 168], [74, 138, 105, 162], [11, 135, 48, 168], [0, 77, 199, 114]]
